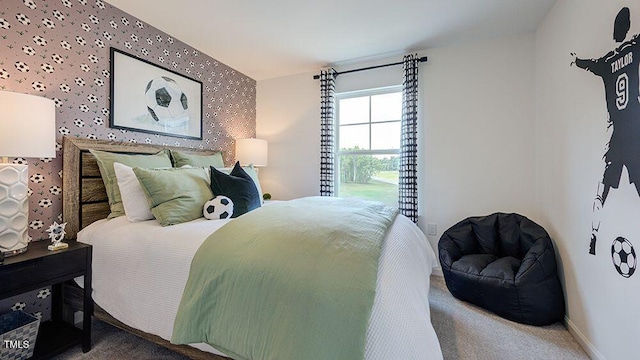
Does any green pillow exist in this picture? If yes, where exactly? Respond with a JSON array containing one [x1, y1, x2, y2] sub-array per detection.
[[132, 167, 213, 226], [90, 149, 172, 218], [171, 150, 224, 168]]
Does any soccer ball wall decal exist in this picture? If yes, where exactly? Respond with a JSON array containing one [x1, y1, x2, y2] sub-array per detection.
[[203, 195, 234, 220], [144, 76, 189, 127], [611, 236, 636, 278]]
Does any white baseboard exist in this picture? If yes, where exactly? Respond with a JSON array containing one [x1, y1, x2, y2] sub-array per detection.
[[564, 316, 605, 360]]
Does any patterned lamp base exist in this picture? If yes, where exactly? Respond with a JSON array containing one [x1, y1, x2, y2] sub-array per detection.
[[0, 163, 29, 257]]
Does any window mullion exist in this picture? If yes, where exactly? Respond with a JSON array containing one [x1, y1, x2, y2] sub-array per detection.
[[368, 96, 372, 151]]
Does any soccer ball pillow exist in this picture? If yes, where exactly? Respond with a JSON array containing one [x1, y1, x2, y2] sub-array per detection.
[[203, 196, 234, 220]]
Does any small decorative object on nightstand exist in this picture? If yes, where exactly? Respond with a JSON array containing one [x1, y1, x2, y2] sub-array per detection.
[[46, 222, 68, 251], [263, 193, 272, 201]]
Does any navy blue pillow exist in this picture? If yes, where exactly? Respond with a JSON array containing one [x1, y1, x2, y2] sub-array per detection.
[[209, 162, 261, 217]]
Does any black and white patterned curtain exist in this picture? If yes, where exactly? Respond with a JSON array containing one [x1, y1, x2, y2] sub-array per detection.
[[399, 55, 419, 223], [319, 68, 337, 196]]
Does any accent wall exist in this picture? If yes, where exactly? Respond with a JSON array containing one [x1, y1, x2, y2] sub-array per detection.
[[0, 0, 256, 243], [0, 0, 255, 323]]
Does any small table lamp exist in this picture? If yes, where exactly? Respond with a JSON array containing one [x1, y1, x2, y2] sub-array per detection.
[[0, 91, 56, 257], [236, 138, 268, 167]]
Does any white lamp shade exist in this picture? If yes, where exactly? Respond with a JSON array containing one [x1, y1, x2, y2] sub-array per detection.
[[0, 91, 55, 256], [236, 138, 268, 167], [0, 91, 56, 158]]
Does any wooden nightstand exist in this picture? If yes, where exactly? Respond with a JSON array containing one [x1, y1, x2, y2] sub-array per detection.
[[0, 240, 92, 358]]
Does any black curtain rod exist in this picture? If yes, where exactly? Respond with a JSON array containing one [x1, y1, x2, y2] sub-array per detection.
[[313, 56, 427, 80]]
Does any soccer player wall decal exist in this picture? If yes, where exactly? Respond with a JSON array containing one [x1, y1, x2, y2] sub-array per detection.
[[571, 7, 640, 256]]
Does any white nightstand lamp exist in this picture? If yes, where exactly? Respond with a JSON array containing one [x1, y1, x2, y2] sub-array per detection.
[[0, 91, 56, 256], [236, 138, 269, 203], [236, 138, 268, 167]]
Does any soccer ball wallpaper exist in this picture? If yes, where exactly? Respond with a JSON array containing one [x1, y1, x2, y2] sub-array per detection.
[[611, 237, 636, 278], [145, 76, 189, 127], [0, 0, 254, 320]]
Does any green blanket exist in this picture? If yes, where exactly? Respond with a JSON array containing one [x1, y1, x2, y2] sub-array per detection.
[[171, 196, 397, 360]]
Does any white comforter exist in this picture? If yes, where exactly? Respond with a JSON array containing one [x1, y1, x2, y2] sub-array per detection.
[[78, 211, 442, 359]]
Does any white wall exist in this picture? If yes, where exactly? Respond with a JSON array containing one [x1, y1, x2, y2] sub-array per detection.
[[256, 72, 321, 200], [535, 1, 640, 358], [420, 34, 537, 251], [257, 33, 538, 253]]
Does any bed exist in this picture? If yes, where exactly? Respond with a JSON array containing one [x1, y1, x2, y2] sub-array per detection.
[[62, 136, 443, 360]]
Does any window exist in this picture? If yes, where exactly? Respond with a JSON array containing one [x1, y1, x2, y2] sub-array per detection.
[[336, 86, 401, 208]]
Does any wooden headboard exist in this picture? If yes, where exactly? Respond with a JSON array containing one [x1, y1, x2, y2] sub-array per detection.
[[62, 137, 221, 239]]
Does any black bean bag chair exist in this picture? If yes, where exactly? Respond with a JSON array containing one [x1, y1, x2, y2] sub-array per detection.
[[438, 212, 565, 325]]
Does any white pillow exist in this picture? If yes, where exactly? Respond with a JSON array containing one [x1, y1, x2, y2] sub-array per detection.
[[113, 162, 154, 222]]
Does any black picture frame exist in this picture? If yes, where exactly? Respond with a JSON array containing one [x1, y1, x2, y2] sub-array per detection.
[[109, 47, 203, 140]]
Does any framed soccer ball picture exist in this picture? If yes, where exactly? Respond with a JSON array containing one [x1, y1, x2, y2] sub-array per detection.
[[109, 47, 203, 140]]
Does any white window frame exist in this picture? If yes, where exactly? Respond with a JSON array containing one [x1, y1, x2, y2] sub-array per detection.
[[334, 85, 402, 196]]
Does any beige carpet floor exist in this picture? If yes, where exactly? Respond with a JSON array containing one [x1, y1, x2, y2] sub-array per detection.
[[429, 275, 589, 360]]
